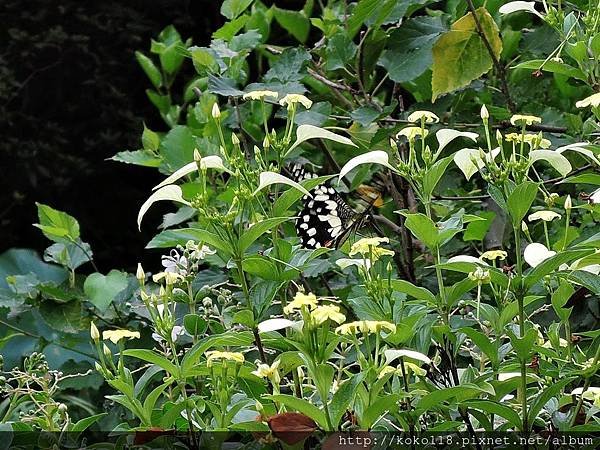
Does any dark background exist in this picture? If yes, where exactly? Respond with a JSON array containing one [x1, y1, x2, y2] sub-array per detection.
[[0, 0, 222, 272]]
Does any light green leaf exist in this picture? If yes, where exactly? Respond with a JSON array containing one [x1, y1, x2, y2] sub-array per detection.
[[400, 212, 439, 249], [111, 150, 162, 167], [422, 155, 455, 198], [390, 279, 437, 304], [83, 270, 128, 312], [266, 394, 328, 429], [122, 349, 179, 377], [465, 400, 521, 429], [220, 0, 253, 19], [146, 228, 233, 255], [432, 8, 502, 101], [513, 60, 587, 81], [34, 203, 80, 243], [507, 181, 539, 226], [239, 217, 291, 253], [135, 51, 162, 89], [273, 7, 310, 43]]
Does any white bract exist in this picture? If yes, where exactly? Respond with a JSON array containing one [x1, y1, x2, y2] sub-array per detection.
[[338, 150, 398, 182], [524, 243, 556, 267], [253, 171, 311, 197], [286, 124, 357, 155], [138, 185, 191, 230]]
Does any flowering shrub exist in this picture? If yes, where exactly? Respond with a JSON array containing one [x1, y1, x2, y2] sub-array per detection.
[[1, 0, 600, 447]]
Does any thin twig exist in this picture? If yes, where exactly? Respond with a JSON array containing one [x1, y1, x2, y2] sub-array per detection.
[[464, 0, 515, 112]]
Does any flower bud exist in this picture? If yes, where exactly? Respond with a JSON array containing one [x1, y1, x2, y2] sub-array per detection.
[[495, 130, 503, 144], [136, 263, 145, 283], [194, 148, 202, 163], [211, 102, 221, 119], [103, 344, 112, 358], [262, 135, 270, 149], [90, 322, 100, 342], [232, 133, 240, 146], [564, 194, 572, 211], [94, 361, 103, 372], [521, 221, 529, 233], [480, 104, 489, 120]]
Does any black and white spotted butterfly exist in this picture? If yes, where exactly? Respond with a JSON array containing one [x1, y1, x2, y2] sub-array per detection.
[[285, 163, 374, 249]]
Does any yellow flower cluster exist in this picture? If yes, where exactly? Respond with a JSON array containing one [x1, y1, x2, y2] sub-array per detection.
[[283, 292, 318, 314], [311, 304, 346, 325], [335, 320, 396, 335], [377, 362, 426, 379], [205, 351, 245, 367], [349, 237, 394, 261], [252, 360, 281, 384], [102, 329, 140, 344], [510, 114, 542, 126]]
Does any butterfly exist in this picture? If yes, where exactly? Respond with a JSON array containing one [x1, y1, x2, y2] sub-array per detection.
[[285, 163, 377, 249]]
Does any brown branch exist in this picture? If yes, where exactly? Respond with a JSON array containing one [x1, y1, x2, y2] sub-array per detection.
[[307, 67, 358, 94], [464, 0, 515, 113]]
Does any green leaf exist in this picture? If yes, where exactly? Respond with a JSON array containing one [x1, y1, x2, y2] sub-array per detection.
[[273, 7, 310, 43], [347, 0, 379, 37], [208, 74, 245, 96], [135, 51, 162, 89], [264, 48, 311, 83], [111, 150, 161, 167], [143, 381, 171, 419], [242, 255, 279, 281], [401, 212, 439, 249], [70, 413, 108, 433], [325, 34, 357, 70], [513, 60, 587, 81], [422, 155, 454, 198], [460, 328, 498, 367], [417, 385, 485, 410], [39, 300, 84, 333], [34, 203, 80, 243], [0, 249, 67, 290], [528, 377, 574, 425], [507, 181, 539, 226], [551, 281, 574, 321], [390, 279, 437, 304], [220, 0, 253, 19], [329, 373, 366, 428], [360, 394, 402, 429], [122, 349, 179, 377], [507, 328, 538, 360], [560, 173, 600, 186], [432, 8, 502, 101], [379, 16, 446, 83], [142, 124, 160, 151], [83, 270, 128, 312], [465, 400, 521, 429], [147, 228, 233, 255], [238, 217, 291, 253], [159, 125, 197, 172], [266, 394, 328, 429], [568, 270, 600, 295], [184, 314, 208, 336]]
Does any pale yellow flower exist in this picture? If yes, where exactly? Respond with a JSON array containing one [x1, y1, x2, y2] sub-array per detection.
[[335, 320, 396, 335], [575, 92, 600, 108], [510, 114, 542, 126], [396, 127, 428, 141], [206, 351, 245, 367], [152, 271, 184, 285], [528, 210, 562, 222], [252, 360, 281, 384], [377, 362, 425, 379], [102, 329, 140, 344], [407, 110, 439, 123], [311, 305, 346, 325], [279, 94, 312, 110], [468, 267, 491, 284], [284, 292, 318, 314], [349, 237, 394, 260], [243, 90, 279, 101], [504, 133, 550, 148], [480, 250, 507, 261]]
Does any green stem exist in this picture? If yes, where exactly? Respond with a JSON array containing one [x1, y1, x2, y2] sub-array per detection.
[[569, 343, 600, 427]]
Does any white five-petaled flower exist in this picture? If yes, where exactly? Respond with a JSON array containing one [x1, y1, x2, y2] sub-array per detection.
[[161, 249, 188, 275], [575, 92, 600, 108], [279, 94, 312, 110], [528, 210, 562, 222], [407, 110, 439, 123], [524, 243, 556, 268]]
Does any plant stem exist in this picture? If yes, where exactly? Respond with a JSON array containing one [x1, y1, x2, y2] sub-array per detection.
[[570, 343, 600, 427]]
